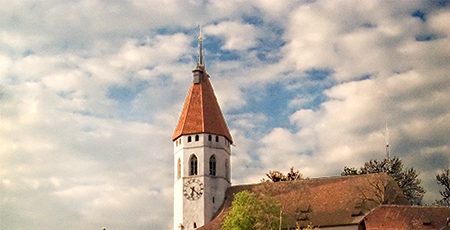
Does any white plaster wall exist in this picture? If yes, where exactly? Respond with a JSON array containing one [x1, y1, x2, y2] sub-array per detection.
[[173, 140, 184, 230], [173, 134, 231, 230], [203, 176, 229, 221], [202, 140, 230, 221], [183, 175, 205, 230], [319, 225, 359, 230]]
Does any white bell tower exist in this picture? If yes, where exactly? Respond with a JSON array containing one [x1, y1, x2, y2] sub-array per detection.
[[172, 29, 233, 230]]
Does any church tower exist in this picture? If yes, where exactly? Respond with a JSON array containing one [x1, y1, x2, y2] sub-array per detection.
[[172, 30, 233, 230]]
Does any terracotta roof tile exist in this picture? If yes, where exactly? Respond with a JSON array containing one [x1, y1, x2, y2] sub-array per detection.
[[172, 72, 232, 143], [364, 205, 450, 230], [199, 173, 408, 230]]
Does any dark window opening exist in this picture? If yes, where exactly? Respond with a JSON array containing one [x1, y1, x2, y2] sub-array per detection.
[[209, 155, 216, 176], [208, 134, 212, 141], [189, 155, 198, 176], [212, 196, 215, 203], [195, 135, 199, 141], [215, 136, 219, 142], [193, 222, 197, 228], [187, 136, 192, 142]]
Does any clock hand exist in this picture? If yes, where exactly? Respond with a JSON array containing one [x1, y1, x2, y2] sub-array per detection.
[[190, 187, 195, 197]]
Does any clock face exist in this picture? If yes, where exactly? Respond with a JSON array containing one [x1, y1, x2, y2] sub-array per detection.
[[183, 178, 204, 201]]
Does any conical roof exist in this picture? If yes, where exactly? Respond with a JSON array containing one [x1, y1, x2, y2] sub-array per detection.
[[172, 71, 232, 143]]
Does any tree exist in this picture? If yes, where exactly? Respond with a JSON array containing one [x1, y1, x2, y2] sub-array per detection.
[[341, 157, 425, 205], [341, 166, 358, 176], [264, 167, 304, 182], [221, 191, 281, 230], [436, 169, 450, 206]]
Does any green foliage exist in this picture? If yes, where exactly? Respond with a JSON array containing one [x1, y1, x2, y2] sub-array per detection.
[[295, 224, 319, 230], [341, 157, 425, 205], [221, 191, 281, 230], [264, 167, 304, 182], [435, 169, 450, 206], [341, 166, 358, 176]]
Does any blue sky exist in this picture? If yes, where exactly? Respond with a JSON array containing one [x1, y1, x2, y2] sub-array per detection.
[[1, 1, 450, 229]]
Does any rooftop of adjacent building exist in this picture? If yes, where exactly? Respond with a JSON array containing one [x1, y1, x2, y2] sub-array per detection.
[[199, 173, 410, 230], [363, 205, 450, 230]]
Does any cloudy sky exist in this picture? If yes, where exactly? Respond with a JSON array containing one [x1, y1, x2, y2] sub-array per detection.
[[1, 0, 449, 229]]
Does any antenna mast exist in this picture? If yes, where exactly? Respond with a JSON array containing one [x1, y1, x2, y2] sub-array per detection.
[[385, 121, 390, 160]]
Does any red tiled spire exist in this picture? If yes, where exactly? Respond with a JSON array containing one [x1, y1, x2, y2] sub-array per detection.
[[172, 67, 233, 143], [173, 28, 232, 143]]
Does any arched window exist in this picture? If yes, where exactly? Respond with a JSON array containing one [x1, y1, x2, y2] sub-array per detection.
[[195, 135, 199, 141], [209, 155, 216, 176], [193, 223, 197, 228], [177, 158, 181, 179], [215, 135, 219, 142], [187, 136, 192, 142], [189, 155, 198, 176], [208, 134, 212, 141]]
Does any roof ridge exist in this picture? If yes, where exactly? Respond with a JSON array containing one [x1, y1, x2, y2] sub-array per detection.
[[202, 173, 409, 230], [228, 173, 391, 188], [379, 204, 450, 209], [178, 86, 193, 137], [200, 80, 205, 131]]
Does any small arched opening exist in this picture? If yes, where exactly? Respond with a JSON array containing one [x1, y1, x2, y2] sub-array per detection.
[[209, 155, 216, 176], [189, 154, 198, 176]]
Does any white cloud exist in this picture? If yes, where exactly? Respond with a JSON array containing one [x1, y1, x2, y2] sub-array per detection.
[[251, 0, 450, 202], [429, 10, 450, 35], [288, 96, 312, 109], [251, 0, 298, 21], [110, 33, 191, 71], [0, 0, 251, 54], [289, 109, 316, 127], [0, 22, 190, 230], [281, 0, 426, 80], [1, 0, 450, 229], [205, 21, 261, 51], [0, 96, 174, 229]]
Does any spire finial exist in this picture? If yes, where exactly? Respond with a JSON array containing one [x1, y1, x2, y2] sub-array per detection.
[[198, 25, 204, 66]]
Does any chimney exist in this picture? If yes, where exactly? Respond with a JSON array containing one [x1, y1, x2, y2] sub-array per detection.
[[192, 67, 204, 84]]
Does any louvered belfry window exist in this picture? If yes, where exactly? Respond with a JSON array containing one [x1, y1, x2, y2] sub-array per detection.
[[209, 155, 216, 176], [189, 154, 198, 176]]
